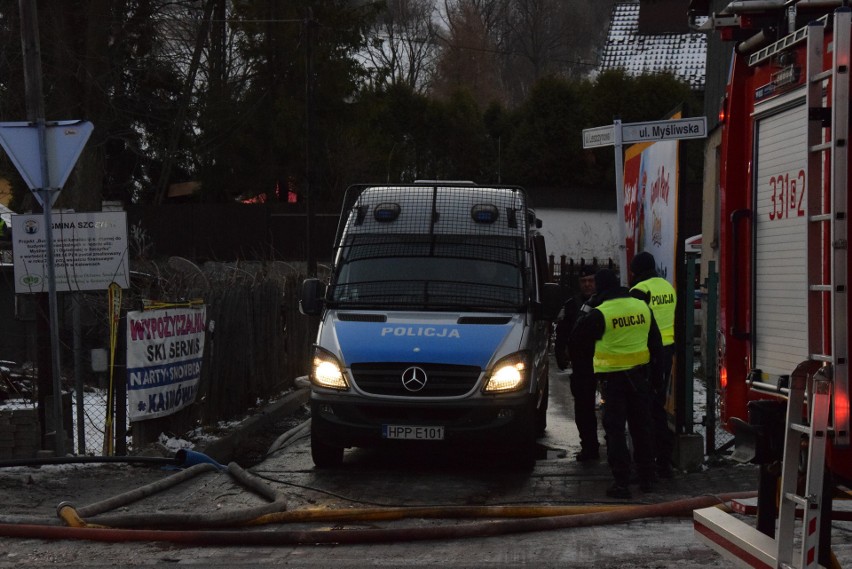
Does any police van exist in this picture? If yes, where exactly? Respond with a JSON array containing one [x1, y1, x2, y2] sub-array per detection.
[[299, 182, 561, 467]]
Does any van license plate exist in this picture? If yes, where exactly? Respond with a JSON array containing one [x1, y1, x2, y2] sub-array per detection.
[[382, 425, 444, 440]]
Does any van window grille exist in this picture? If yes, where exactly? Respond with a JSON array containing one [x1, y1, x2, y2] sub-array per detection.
[[328, 185, 532, 311]]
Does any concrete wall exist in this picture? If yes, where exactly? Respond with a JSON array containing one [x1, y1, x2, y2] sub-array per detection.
[[0, 408, 39, 459], [534, 208, 620, 262]]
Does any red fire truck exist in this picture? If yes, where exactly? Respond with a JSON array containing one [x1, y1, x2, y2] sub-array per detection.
[[691, 2, 852, 567]]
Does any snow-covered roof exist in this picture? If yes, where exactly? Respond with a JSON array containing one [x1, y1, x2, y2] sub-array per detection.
[[599, 2, 706, 90]]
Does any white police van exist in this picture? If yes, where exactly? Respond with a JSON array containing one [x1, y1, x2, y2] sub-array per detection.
[[299, 182, 561, 467]]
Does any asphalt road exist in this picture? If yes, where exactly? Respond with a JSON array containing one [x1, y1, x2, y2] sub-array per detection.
[[0, 360, 850, 568]]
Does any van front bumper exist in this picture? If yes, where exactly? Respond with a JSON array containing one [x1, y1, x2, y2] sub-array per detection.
[[310, 392, 536, 449]]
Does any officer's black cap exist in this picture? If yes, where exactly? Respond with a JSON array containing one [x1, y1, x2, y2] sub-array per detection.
[[595, 268, 619, 293], [630, 251, 655, 274], [578, 265, 596, 278]]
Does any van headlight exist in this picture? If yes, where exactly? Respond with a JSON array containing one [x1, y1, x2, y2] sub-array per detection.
[[311, 347, 349, 390], [483, 352, 529, 393]]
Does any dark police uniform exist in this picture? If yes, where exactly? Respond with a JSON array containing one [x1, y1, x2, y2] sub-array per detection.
[[571, 268, 661, 499], [554, 266, 599, 460], [629, 251, 677, 478]]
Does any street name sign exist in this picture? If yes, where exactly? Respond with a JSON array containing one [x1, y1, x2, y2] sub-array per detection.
[[583, 117, 707, 149], [582, 125, 616, 149], [621, 117, 707, 144]]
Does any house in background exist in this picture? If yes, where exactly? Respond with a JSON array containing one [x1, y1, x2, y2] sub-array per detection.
[[596, 0, 706, 253], [599, 0, 707, 89], [539, 2, 707, 275]]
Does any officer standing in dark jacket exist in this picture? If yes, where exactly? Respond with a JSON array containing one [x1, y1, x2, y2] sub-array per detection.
[[554, 265, 600, 461], [570, 268, 662, 499], [629, 251, 677, 479]]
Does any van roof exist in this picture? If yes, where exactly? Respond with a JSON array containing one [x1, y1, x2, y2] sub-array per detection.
[[337, 184, 530, 240]]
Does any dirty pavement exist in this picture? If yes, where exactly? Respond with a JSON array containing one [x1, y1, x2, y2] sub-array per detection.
[[0, 376, 850, 568]]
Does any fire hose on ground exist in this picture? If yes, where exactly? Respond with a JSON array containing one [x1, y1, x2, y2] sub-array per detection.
[[0, 440, 802, 547], [0, 434, 830, 557], [0, 492, 755, 545], [0, 449, 758, 546]]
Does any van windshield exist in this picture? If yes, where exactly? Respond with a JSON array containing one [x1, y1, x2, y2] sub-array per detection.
[[329, 234, 526, 310]]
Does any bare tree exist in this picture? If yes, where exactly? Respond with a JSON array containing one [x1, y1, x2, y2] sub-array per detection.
[[500, 0, 607, 100], [430, 0, 507, 106], [432, 0, 614, 107], [363, 0, 440, 92]]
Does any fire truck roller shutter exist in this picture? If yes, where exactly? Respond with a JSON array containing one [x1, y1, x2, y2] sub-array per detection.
[[753, 100, 809, 380]]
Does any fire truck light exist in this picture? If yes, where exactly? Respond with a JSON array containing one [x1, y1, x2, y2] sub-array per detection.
[[835, 390, 850, 428], [720, 366, 728, 389]]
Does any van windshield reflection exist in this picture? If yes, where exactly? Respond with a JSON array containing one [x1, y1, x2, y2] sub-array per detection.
[[332, 257, 524, 310]]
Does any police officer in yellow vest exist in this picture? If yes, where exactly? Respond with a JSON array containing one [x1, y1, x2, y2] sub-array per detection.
[[629, 251, 677, 480], [571, 268, 661, 499]]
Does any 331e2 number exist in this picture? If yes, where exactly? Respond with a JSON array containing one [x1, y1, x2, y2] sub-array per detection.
[[768, 170, 805, 221]]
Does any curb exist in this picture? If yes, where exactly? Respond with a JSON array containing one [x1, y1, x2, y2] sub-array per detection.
[[197, 387, 310, 464]]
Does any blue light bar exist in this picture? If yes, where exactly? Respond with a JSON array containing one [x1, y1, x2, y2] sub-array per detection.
[[374, 202, 401, 222], [471, 204, 499, 224]]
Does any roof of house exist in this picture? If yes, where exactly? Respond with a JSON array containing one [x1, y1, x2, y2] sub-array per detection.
[[599, 1, 706, 90]]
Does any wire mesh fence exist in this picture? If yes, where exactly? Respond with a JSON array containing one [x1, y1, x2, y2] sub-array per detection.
[[0, 258, 316, 458], [70, 389, 110, 455]]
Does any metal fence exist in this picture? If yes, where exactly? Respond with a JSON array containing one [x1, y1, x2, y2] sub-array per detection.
[[0, 260, 317, 458], [3, 253, 735, 460]]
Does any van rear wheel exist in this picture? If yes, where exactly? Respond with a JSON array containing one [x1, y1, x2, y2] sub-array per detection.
[[311, 431, 344, 468]]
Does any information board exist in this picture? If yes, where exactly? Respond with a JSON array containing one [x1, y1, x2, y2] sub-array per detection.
[[12, 211, 130, 293]]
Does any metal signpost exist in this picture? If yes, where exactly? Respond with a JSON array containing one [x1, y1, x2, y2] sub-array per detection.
[[0, 121, 93, 456], [582, 116, 707, 284], [6, 0, 96, 457]]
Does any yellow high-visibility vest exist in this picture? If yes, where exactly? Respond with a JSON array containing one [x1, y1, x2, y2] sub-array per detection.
[[593, 297, 652, 373], [631, 277, 676, 346]]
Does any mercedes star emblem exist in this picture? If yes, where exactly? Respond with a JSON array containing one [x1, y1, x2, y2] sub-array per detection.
[[401, 366, 428, 392]]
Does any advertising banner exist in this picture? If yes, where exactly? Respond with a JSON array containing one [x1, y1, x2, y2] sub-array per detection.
[[11, 211, 130, 293], [623, 139, 679, 283], [126, 306, 207, 422]]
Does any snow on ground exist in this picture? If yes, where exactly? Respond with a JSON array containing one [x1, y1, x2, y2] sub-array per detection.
[[1, 390, 122, 455], [1, 387, 290, 456], [2, 361, 712, 459]]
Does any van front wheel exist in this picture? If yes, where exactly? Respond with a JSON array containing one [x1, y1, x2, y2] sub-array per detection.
[[311, 432, 344, 468], [536, 379, 549, 437], [510, 415, 537, 470]]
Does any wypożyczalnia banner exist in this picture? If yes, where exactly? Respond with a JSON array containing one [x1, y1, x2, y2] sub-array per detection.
[[126, 306, 206, 422]]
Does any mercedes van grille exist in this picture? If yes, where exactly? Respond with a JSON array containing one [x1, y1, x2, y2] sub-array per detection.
[[350, 363, 480, 396]]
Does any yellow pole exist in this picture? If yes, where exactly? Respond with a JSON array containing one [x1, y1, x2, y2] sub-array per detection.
[[102, 283, 121, 456]]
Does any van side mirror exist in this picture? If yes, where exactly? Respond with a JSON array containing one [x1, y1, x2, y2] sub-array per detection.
[[539, 283, 563, 321], [299, 278, 325, 316]]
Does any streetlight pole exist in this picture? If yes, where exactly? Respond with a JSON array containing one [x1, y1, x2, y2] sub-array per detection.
[[304, 9, 317, 277], [18, 0, 65, 456]]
